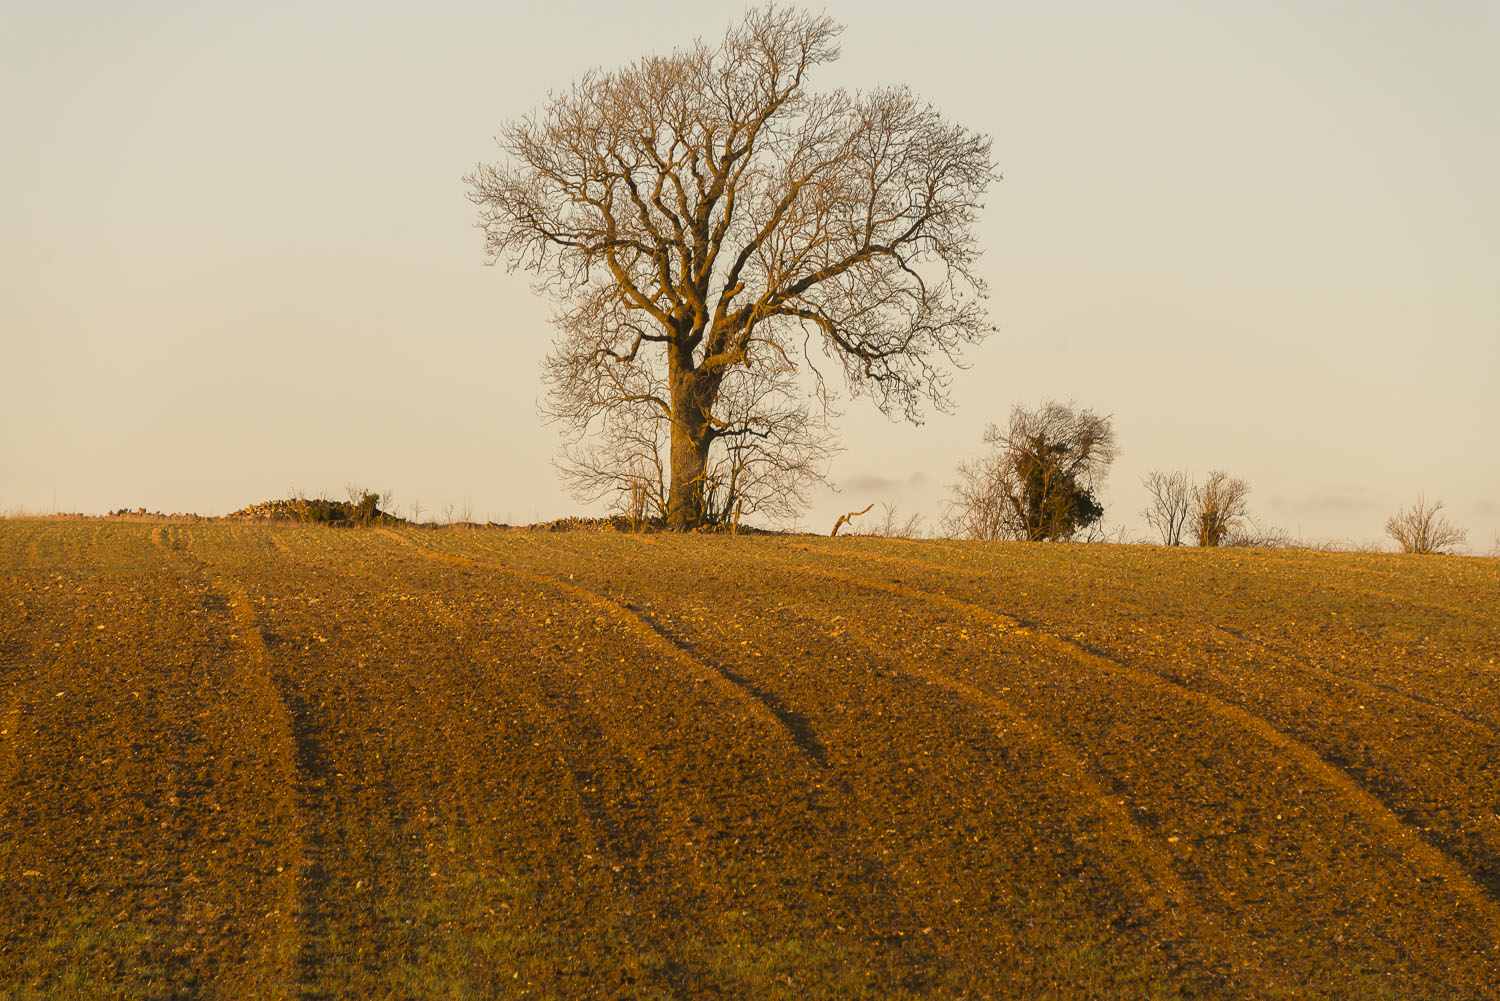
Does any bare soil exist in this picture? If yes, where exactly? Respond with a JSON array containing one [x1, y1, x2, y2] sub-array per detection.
[[2, 521, 1497, 999]]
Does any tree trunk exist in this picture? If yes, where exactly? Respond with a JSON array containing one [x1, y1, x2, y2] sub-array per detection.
[[665, 356, 714, 531], [666, 422, 711, 530]]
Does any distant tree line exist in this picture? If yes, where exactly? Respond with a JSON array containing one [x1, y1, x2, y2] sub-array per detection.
[[939, 400, 1474, 553]]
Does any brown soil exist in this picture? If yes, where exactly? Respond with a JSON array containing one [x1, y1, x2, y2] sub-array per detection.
[[2, 521, 1497, 999]]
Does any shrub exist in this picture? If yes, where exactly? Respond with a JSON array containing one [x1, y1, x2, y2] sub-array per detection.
[[1385, 497, 1467, 554]]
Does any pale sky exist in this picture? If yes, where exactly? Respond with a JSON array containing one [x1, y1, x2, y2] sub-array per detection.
[[4, 1, 1497, 548]]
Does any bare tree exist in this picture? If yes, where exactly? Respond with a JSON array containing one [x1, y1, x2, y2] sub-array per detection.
[[466, 6, 995, 530], [700, 362, 838, 528], [860, 502, 925, 539], [557, 383, 673, 524], [1385, 496, 1467, 554], [945, 401, 1118, 542], [1142, 469, 1193, 546], [944, 446, 1010, 541], [1193, 471, 1251, 547]]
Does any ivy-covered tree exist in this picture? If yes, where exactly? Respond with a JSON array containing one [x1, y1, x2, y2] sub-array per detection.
[[947, 401, 1117, 541]]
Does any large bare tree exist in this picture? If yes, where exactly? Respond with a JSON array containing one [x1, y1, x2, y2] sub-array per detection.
[[465, 6, 996, 529]]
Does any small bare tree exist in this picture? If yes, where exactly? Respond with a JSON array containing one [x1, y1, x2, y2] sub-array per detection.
[[466, 6, 995, 530], [699, 363, 838, 528], [859, 502, 925, 539], [945, 401, 1118, 542], [1081, 521, 1132, 544], [558, 384, 673, 524], [1385, 496, 1467, 554], [621, 478, 654, 532], [944, 447, 1010, 541], [1193, 471, 1251, 547], [1142, 469, 1193, 546]]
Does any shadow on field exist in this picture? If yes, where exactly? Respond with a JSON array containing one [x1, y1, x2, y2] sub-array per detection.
[[628, 605, 828, 764]]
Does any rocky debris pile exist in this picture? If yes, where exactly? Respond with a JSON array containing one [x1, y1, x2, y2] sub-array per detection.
[[229, 494, 402, 526], [529, 515, 633, 532], [524, 514, 777, 535], [107, 508, 205, 520]]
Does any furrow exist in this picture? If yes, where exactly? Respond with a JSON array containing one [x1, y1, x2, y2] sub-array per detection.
[[562, 536, 1222, 992], [376, 528, 818, 764], [498, 531, 834, 759], [145, 525, 306, 994], [762, 594, 1282, 992], [368, 533, 991, 990], [891, 661, 1284, 992], [272, 531, 643, 882], [793, 541, 1500, 739], [1213, 623, 1500, 739], [206, 573, 327, 999], [608, 541, 1283, 991], [270, 531, 754, 919], [793, 540, 1500, 892], [470, 531, 827, 760], [233, 526, 703, 990], [802, 562, 1500, 944]]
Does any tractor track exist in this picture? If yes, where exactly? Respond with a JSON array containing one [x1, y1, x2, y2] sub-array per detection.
[[264, 527, 840, 979], [375, 528, 822, 765], [514, 533, 1284, 992], [755, 594, 1286, 994], [781, 556, 1500, 949], [790, 541, 1500, 739], [258, 528, 690, 892], [169, 532, 334, 1000], [779, 541, 1500, 907]]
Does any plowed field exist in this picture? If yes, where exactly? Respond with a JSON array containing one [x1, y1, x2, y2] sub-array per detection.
[[2, 520, 1497, 999]]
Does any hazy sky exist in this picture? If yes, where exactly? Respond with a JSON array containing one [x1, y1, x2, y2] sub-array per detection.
[[4, 1, 1497, 548]]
